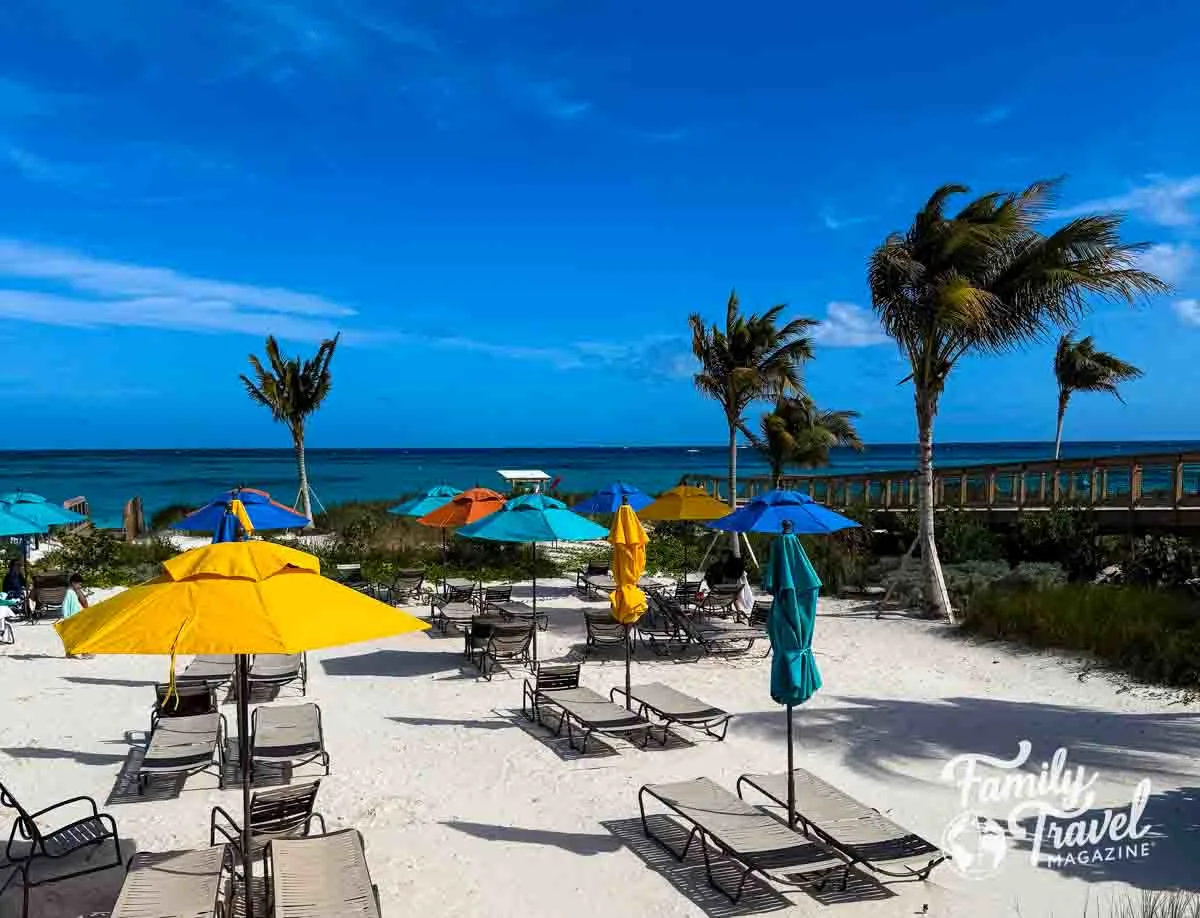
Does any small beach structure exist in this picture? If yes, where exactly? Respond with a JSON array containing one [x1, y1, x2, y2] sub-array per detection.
[[55, 540, 429, 911], [497, 469, 552, 495]]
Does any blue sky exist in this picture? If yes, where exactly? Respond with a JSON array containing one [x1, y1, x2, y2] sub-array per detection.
[[0, 0, 1197, 449]]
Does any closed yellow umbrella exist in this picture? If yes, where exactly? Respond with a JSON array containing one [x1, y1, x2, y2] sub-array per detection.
[[55, 540, 429, 909], [608, 501, 648, 708]]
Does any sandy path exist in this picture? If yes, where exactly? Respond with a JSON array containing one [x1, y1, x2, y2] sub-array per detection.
[[1, 581, 1196, 917]]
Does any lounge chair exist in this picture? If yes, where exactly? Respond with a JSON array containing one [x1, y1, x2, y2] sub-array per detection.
[[251, 703, 330, 779], [30, 572, 67, 621], [176, 655, 236, 687], [639, 777, 846, 903], [211, 781, 326, 866], [610, 682, 732, 741], [749, 599, 773, 628], [264, 829, 381, 918], [479, 584, 512, 608], [736, 770, 946, 880], [697, 582, 741, 618], [249, 653, 307, 695], [387, 568, 426, 605], [639, 594, 687, 655], [520, 664, 581, 721], [584, 610, 629, 655], [659, 597, 764, 655], [332, 563, 368, 592], [435, 601, 478, 635], [1, 781, 123, 918], [576, 560, 609, 594], [470, 622, 534, 680], [139, 712, 227, 793], [673, 576, 704, 610], [151, 682, 217, 732], [110, 846, 232, 918], [524, 684, 653, 753]]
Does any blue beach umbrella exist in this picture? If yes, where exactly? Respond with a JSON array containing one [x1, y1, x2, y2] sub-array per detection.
[[763, 520, 823, 827], [174, 487, 309, 534], [459, 494, 608, 661], [388, 485, 462, 518], [0, 491, 87, 528], [0, 506, 47, 539], [709, 488, 859, 535], [572, 482, 653, 515]]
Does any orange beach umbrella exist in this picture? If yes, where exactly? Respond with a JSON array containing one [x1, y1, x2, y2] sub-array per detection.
[[416, 487, 506, 529]]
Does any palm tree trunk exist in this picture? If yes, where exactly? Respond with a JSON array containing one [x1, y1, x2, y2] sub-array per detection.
[[916, 388, 953, 623], [727, 421, 740, 557], [293, 427, 314, 525], [1053, 391, 1069, 460]]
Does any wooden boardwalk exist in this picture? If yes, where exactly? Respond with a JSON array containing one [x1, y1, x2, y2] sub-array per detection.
[[683, 450, 1200, 532]]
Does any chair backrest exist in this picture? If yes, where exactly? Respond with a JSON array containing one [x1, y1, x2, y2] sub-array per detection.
[[535, 664, 581, 692], [0, 783, 41, 843], [751, 599, 773, 627], [154, 682, 216, 719], [33, 571, 68, 607], [488, 624, 533, 658], [585, 610, 625, 639], [392, 569, 424, 589], [334, 563, 364, 584], [585, 561, 609, 577], [675, 578, 702, 604], [483, 585, 512, 604], [445, 583, 474, 604], [251, 780, 320, 837]]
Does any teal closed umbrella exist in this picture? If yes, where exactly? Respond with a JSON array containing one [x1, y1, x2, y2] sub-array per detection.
[[762, 519, 823, 827]]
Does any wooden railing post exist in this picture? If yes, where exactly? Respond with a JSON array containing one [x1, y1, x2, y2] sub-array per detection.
[[1017, 468, 1027, 510], [1175, 455, 1185, 510], [1131, 463, 1142, 509], [987, 472, 997, 508]]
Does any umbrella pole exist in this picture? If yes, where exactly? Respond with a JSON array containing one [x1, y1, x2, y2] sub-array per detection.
[[530, 542, 538, 667], [624, 625, 632, 710], [236, 653, 255, 917], [786, 703, 796, 828]]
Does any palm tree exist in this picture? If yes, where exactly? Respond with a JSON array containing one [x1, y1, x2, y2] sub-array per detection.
[[1053, 332, 1142, 459], [690, 290, 817, 553], [240, 334, 340, 523], [868, 180, 1167, 622], [757, 396, 864, 486]]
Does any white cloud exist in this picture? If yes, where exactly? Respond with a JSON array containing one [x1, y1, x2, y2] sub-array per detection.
[[821, 210, 871, 231], [976, 105, 1011, 126], [1173, 299, 1200, 326], [812, 302, 888, 347], [1056, 174, 1200, 227], [1140, 242, 1195, 286]]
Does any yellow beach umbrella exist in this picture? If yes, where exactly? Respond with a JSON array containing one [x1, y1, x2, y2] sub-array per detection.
[[637, 484, 731, 575], [608, 502, 648, 708], [55, 540, 429, 908]]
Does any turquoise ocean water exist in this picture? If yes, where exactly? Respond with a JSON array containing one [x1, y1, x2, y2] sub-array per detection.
[[3, 440, 1199, 527]]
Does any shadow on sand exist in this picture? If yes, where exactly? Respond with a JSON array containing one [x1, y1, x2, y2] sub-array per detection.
[[320, 649, 472, 679]]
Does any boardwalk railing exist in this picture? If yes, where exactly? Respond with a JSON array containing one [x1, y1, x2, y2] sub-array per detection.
[[683, 451, 1200, 516]]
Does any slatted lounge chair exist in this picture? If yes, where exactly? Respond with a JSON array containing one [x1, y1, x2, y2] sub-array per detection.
[[584, 610, 629, 655], [211, 781, 326, 866], [139, 712, 227, 793], [698, 582, 742, 617], [249, 653, 307, 695], [0, 781, 123, 918], [151, 682, 217, 732], [520, 664, 581, 721], [749, 599, 773, 628], [387, 568, 426, 605], [436, 601, 479, 636], [265, 829, 381, 918], [479, 584, 513, 608], [471, 622, 534, 680], [737, 770, 946, 880], [251, 703, 330, 779], [176, 654, 236, 687], [30, 573, 67, 622], [639, 594, 687, 655], [673, 576, 704, 609], [110, 846, 232, 918], [526, 685, 654, 753], [657, 595, 764, 655], [610, 683, 732, 741], [332, 563, 369, 592], [639, 777, 846, 903], [576, 560, 609, 594]]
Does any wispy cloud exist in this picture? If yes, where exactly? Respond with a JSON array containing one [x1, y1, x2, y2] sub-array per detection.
[[0, 239, 355, 343], [1172, 299, 1200, 326], [1140, 242, 1195, 286], [811, 302, 888, 347], [976, 105, 1011, 126], [0, 144, 94, 188], [0, 76, 59, 119], [821, 210, 872, 231], [1056, 174, 1200, 227]]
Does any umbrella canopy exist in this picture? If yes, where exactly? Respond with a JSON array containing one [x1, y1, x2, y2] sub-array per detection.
[[763, 529, 823, 706], [637, 485, 731, 522], [573, 482, 653, 515], [711, 488, 859, 535], [457, 493, 608, 543], [417, 487, 506, 529], [0, 491, 86, 528], [607, 504, 648, 626], [174, 487, 309, 532], [389, 485, 462, 518], [56, 541, 430, 656], [0, 505, 48, 538]]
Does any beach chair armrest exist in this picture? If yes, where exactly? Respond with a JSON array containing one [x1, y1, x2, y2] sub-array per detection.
[[307, 811, 328, 835], [30, 794, 100, 822], [210, 805, 241, 847]]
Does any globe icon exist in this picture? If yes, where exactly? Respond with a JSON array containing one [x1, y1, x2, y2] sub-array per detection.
[[941, 812, 1009, 879]]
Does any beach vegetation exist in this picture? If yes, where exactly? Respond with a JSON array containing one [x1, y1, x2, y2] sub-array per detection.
[[869, 179, 1168, 622], [962, 583, 1200, 688], [752, 395, 863, 486], [689, 290, 816, 554], [35, 528, 177, 587], [1122, 534, 1200, 590], [1099, 891, 1200, 918], [1053, 332, 1142, 459], [148, 503, 194, 531], [240, 333, 340, 524]]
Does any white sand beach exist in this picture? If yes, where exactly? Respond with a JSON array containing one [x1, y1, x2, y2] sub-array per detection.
[[1, 581, 1196, 917]]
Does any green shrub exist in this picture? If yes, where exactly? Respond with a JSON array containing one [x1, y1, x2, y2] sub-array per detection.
[[35, 530, 177, 587], [962, 584, 1200, 687], [937, 511, 1004, 563], [1123, 535, 1200, 590], [1002, 506, 1105, 580], [1098, 891, 1200, 918], [880, 560, 1065, 611]]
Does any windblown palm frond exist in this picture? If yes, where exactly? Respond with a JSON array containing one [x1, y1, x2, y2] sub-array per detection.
[[1055, 332, 1142, 400], [753, 397, 863, 484]]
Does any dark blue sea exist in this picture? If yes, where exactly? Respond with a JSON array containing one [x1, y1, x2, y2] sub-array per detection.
[[2, 441, 1198, 527]]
